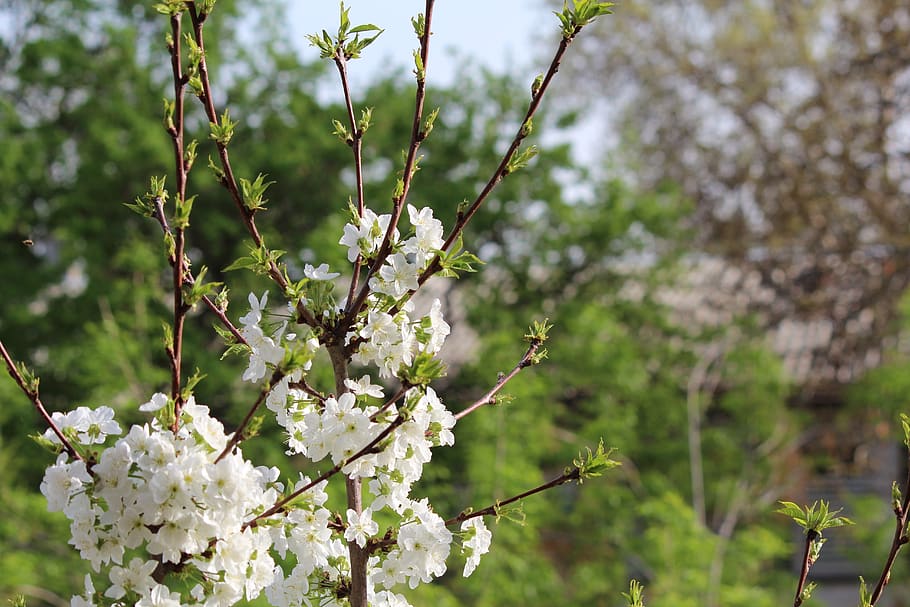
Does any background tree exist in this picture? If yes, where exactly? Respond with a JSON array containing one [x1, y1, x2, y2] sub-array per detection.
[[567, 0, 910, 392]]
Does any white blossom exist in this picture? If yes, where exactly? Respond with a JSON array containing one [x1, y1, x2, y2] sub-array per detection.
[[344, 374, 385, 399], [345, 508, 379, 548], [460, 518, 492, 576], [139, 392, 168, 412], [304, 262, 340, 280]]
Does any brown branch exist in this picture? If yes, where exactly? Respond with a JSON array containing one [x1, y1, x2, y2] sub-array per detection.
[[345, 0, 436, 324], [454, 337, 544, 421], [331, 47, 368, 311], [869, 461, 910, 604], [443, 466, 581, 528], [415, 25, 584, 289], [243, 413, 407, 530], [165, 13, 190, 428], [289, 378, 328, 405], [185, 4, 319, 329], [370, 385, 408, 422], [215, 368, 285, 463], [148, 188, 247, 349], [0, 339, 82, 461], [792, 529, 818, 607]]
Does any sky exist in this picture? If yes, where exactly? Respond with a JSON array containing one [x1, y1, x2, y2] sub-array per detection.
[[283, 1, 605, 167], [286, 1, 557, 87]]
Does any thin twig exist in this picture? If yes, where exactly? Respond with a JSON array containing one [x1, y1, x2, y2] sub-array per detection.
[[148, 196, 247, 346], [370, 385, 408, 422], [792, 529, 818, 607], [163, 12, 193, 429], [380, 25, 587, 321], [215, 368, 285, 463], [185, 4, 319, 328], [243, 413, 407, 530], [333, 47, 367, 310], [0, 339, 82, 461], [454, 338, 544, 421], [869, 462, 910, 604], [289, 378, 328, 405], [444, 466, 582, 528], [345, 0, 435, 323]]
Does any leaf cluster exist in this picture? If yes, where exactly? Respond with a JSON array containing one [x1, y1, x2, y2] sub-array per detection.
[[306, 3, 383, 61], [776, 500, 854, 536]]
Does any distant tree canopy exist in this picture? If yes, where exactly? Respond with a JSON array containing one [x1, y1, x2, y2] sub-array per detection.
[[569, 0, 910, 384]]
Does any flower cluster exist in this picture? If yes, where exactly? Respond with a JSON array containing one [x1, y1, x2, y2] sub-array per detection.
[[42, 399, 282, 606], [39, 205, 494, 607], [341, 204, 444, 300]]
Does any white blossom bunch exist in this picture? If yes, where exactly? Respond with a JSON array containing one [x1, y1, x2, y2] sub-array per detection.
[[42, 398, 283, 606], [38, 205, 490, 607]]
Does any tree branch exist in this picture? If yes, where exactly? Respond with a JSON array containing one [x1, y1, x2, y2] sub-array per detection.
[[869, 460, 910, 604], [416, 25, 584, 289], [345, 0, 436, 323], [185, 5, 319, 328], [215, 368, 285, 463], [165, 12, 190, 428], [0, 340, 82, 461], [792, 529, 818, 607], [454, 337, 544, 421], [243, 413, 406, 530], [444, 466, 581, 528]]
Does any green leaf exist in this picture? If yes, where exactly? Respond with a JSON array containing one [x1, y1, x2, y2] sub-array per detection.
[[621, 580, 645, 607], [524, 318, 553, 343], [504, 145, 538, 176], [411, 13, 426, 38], [163, 98, 175, 132], [901, 412, 910, 448], [124, 195, 154, 217], [162, 322, 174, 351], [436, 235, 484, 278], [338, 2, 351, 39], [419, 107, 439, 140], [305, 30, 335, 58], [224, 242, 285, 275], [399, 352, 447, 386], [209, 108, 237, 145], [213, 323, 238, 347], [238, 172, 275, 211], [357, 107, 373, 133], [531, 73, 544, 97], [173, 194, 195, 229], [343, 29, 384, 60], [858, 576, 872, 607], [184, 139, 198, 170], [570, 439, 621, 483], [412, 49, 425, 80], [183, 266, 222, 306], [8, 593, 27, 607], [28, 434, 63, 455], [554, 0, 614, 39], [199, 0, 217, 16], [776, 500, 854, 535], [800, 581, 818, 602], [181, 368, 207, 401], [332, 119, 352, 145], [521, 117, 533, 137], [153, 0, 184, 16], [349, 24, 381, 34]]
